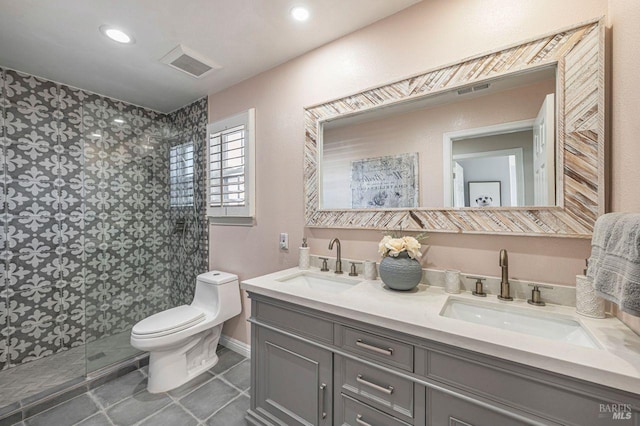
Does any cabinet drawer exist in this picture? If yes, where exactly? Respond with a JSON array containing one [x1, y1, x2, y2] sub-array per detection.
[[254, 300, 333, 343], [339, 326, 413, 371], [428, 390, 531, 426], [339, 393, 411, 426], [338, 356, 414, 422]]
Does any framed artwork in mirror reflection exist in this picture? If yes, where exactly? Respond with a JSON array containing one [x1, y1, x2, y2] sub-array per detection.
[[350, 153, 418, 209], [469, 181, 501, 207]]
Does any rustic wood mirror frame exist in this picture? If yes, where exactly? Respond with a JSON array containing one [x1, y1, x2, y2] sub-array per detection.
[[304, 19, 604, 238]]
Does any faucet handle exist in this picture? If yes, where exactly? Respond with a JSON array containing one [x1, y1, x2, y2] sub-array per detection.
[[527, 284, 551, 306], [319, 257, 329, 272], [349, 262, 360, 277], [466, 276, 487, 297], [528, 283, 553, 290]]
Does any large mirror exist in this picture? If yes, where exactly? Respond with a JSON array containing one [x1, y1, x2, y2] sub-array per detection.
[[320, 67, 556, 210], [305, 19, 604, 237]]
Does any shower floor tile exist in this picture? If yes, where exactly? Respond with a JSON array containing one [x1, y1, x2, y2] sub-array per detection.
[[86, 330, 142, 373], [7, 346, 250, 426], [0, 346, 85, 411]]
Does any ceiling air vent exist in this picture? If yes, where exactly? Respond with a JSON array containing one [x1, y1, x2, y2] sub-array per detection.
[[457, 83, 491, 96], [160, 45, 221, 78]]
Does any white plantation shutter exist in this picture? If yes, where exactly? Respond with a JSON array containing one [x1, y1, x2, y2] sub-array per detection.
[[209, 125, 245, 207], [207, 108, 255, 217], [170, 142, 194, 207]]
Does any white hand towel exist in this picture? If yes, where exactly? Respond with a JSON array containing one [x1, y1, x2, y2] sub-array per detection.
[[587, 213, 640, 316]]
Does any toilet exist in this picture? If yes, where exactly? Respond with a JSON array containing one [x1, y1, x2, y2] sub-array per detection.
[[130, 271, 241, 393]]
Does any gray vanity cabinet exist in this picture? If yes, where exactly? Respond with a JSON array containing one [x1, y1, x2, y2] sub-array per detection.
[[246, 294, 640, 426], [252, 325, 333, 425]]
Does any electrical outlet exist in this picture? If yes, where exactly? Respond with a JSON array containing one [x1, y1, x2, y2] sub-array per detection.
[[279, 233, 289, 250]]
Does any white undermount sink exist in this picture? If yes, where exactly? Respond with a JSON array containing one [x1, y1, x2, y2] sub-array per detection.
[[275, 271, 362, 293], [441, 298, 600, 349]]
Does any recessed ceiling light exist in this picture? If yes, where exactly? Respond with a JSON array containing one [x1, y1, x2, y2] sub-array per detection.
[[290, 6, 310, 21], [113, 118, 125, 124], [100, 25, 134, 44]]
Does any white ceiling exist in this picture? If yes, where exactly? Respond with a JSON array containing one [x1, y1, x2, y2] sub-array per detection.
[[0, 0, 421, 113]]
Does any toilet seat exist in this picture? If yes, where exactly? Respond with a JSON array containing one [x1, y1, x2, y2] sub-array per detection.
[[132, 305, 206, 338]]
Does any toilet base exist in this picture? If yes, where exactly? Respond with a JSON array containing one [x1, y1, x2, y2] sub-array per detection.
[[147, 324, 223, 393]]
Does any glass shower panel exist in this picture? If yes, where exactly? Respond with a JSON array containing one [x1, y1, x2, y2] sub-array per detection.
[[83, 99, 171, 372]]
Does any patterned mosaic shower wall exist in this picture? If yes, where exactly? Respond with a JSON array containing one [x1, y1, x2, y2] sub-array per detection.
[[166, 98, 209, 308], [0, 67, 209, 371]]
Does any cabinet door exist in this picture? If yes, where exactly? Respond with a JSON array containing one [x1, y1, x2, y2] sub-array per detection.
[[428, 390, 532, 426], [254, 326, 332, 426]]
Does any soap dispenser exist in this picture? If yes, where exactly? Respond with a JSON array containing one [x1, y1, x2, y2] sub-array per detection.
[[299, 237, 310, 270]]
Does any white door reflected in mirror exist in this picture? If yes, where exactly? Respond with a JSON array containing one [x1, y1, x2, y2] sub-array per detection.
[[533, 94, 556, 206], [442, 93, 556, 208], [452, 147, 524, 207], [452, 162, 465, 208]]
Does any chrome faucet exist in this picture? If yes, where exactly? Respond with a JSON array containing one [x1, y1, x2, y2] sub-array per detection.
[[498, 249, 513, 301], [328, 238, 343, 274]]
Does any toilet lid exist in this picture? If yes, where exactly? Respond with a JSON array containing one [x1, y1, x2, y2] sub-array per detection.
[[132, 305, 206, 336]]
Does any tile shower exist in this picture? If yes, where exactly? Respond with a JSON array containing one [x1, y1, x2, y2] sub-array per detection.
[[0, 68, 208, 411]]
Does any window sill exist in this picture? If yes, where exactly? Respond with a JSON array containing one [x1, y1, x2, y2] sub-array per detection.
[[208, 216, 255, 226]]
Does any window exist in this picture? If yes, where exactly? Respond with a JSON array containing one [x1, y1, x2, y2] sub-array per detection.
[[207, 108, 255, 218], [170, 142, 194, 207]]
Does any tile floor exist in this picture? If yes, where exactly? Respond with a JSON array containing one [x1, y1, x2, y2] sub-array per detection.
[[10, 347, 250, 426]]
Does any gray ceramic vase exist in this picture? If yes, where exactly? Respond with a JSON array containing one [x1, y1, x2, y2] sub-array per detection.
[[379, 251, 422, 291]]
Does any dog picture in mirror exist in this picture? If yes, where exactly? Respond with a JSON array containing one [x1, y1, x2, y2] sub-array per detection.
[[468, 181, 501, 208], [475, 195, 494, 207]]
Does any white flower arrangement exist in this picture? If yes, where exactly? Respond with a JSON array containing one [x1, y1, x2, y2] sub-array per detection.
[[378, 235, 424, 260]]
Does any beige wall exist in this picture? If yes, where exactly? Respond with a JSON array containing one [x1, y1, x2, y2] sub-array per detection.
[[208, 0, 631, 344], [609, 0, 640, 333]]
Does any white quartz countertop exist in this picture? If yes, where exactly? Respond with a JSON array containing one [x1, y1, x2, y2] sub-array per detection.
[[241, 267, 640, 395]]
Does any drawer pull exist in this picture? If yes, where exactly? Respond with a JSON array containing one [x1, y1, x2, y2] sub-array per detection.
[[355, 339, 394, 356], [449, 417, 474, 426], [356, 374, 394, 395], [356, 414, 372, 426], [319, 383, 327, 419]]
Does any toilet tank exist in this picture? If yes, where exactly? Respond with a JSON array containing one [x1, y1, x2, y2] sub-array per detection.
[[191, 271, 242, 321]]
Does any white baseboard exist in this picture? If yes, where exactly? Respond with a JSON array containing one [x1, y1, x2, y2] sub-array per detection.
[[219, 334, 251, 358]]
